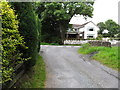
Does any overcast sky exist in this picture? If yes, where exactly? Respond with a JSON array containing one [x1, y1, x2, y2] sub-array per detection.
[[92, 0, 120, 24]]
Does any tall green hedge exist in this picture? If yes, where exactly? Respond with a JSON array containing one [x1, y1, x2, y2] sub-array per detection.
[[11, 2, 40, 67], [1, 2, 27, 84]]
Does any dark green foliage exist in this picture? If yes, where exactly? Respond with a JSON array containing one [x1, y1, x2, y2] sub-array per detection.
[[1, 2, 27, 84], [105, 20, 120, 37], [11, 2, 41, 67], [41, 17, 61, 43], [97, 22, 106, 34]]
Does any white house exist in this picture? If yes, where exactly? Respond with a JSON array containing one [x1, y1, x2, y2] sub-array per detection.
[[66, 14, 100, 39], [82, 21, 99, 39]]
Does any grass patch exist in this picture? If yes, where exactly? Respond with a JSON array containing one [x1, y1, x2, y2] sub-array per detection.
[[15, 54, 46, 88], [63, 44, 81, 46], [78, 43, 119, 70], [41, 42, 81, 46], [41, 42, 59, 45]]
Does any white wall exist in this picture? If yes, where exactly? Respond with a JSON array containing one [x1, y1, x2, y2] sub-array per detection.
[[84, 22, 99, 39], [78, 27, 84, 32]]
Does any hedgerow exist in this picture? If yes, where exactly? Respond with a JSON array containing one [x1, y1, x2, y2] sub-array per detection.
[[1, 2, 27, 84], [11, 2, 41, 67]]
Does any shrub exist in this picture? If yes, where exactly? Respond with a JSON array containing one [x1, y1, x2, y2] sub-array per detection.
[[96, 34, 103, 40], [1, 2, 27, 84]]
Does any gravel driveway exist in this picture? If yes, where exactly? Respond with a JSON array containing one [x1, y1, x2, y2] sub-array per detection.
[[40, 45, 119, 88]]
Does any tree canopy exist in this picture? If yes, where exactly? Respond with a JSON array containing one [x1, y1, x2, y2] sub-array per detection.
[[97, 19, 120, 37], [105, 20, 120, 37], [97, 22, 106, 34]]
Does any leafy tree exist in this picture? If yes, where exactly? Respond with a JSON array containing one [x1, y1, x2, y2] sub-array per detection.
[[1, 2, 27, 84], [36, 2, 94, 44], [11, 2, 40, 67], [97, 19, 120, 37], [40, 17, 61, 43], [105, 19, 120, 37], [97, 22, 106, 34]]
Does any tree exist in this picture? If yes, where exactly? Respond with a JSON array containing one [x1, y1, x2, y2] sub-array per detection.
[[36, 2, 94, 44], [97, 22, 106, 34], [11, 2, 40, 67], [97, 19, 120, 37], [105, 19, 120, 37]]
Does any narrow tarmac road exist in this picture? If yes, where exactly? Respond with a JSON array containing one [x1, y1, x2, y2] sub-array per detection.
[[40, 45, 119, 88]]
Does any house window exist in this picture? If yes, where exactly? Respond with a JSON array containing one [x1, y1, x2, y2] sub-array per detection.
[[87, 36, 93, 38], [87, 34, 94, 38], [89, 28, 94, 31], [79, 34, 83, 36], [74, 29, 78, 31]]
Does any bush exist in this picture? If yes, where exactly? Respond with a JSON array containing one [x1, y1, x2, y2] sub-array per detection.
[[96, 34, 103, 40], [1, 2, 27, 84], [81, 43, 90, 49]]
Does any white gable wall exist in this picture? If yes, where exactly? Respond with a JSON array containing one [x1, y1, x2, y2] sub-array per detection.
[[78, 22, 99, 39], [69, 14, 100, 39], [84, 22, 99, 39]]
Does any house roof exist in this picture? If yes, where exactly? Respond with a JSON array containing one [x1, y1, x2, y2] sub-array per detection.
[[69, 14, 87, 25], [69, 14, 99, 28], [72, 21, 99, 29], [84, 21, 99, 28]]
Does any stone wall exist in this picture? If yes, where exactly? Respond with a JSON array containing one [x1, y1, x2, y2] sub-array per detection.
[[88, 41, 111, 47], [63, 40, 119, 47], [64, 40, 88, 45]]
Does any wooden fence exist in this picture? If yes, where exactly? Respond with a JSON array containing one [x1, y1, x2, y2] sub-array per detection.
[[3, 63, 25, 88]]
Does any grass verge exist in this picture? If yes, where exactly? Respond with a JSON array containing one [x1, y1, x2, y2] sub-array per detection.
[[78, 43, 119, 70], [15, 54, 46, 88], [41, 42, 59, 45], [63, 44, 81, 46]]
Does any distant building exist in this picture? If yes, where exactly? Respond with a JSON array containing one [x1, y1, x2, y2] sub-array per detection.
[[66, 14, 100, 39]]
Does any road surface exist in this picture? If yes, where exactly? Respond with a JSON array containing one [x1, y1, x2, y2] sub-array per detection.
[[40, 45, 119, 88]]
